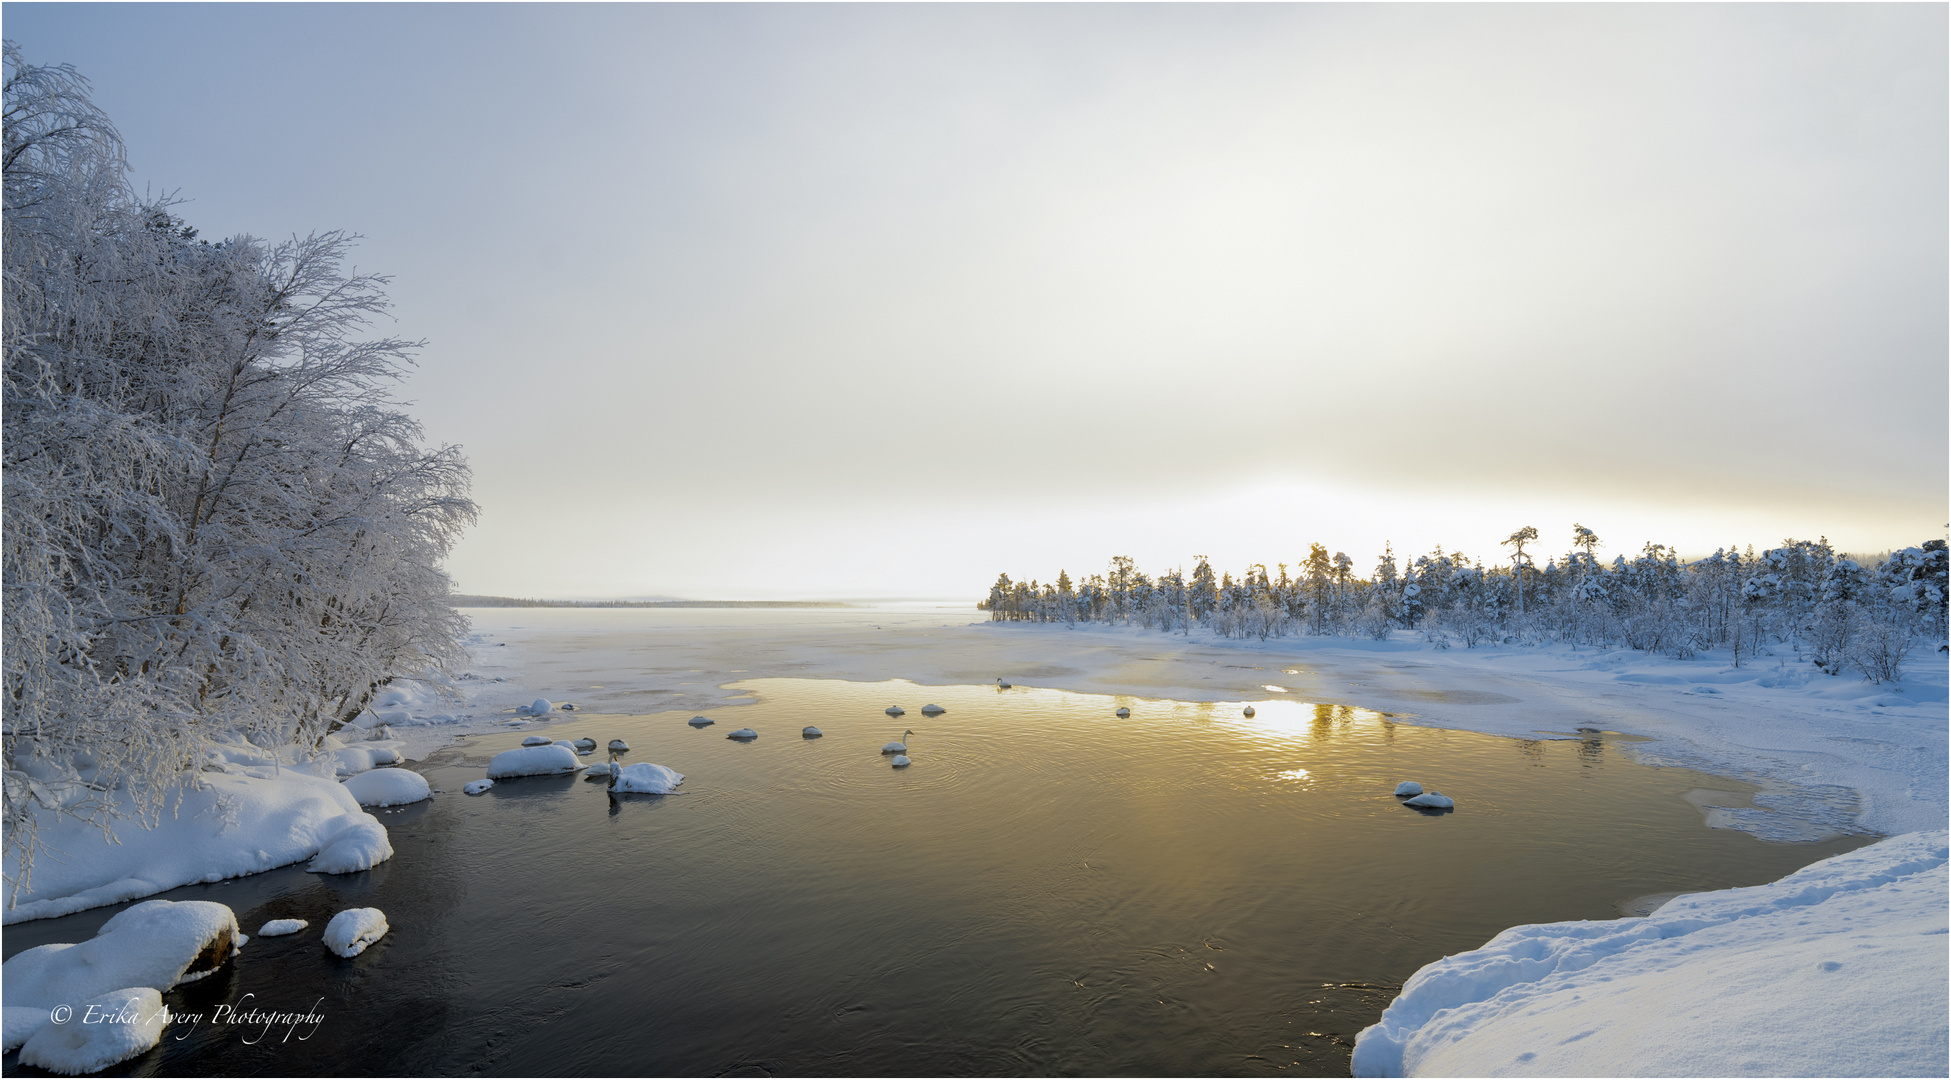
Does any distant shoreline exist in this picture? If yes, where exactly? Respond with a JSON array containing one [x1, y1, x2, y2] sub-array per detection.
[[451, 595, 855, 609]]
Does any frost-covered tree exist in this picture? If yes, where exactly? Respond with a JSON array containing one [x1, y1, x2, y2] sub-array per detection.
[[3, 45, 475, 896]]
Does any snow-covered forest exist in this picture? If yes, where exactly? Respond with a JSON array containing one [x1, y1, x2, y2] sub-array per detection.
[[984, 529, 1948, 681], [2, 47, 474, 888]]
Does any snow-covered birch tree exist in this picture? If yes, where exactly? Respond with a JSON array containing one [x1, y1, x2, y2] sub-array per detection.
[[3, 44, 476, 895]]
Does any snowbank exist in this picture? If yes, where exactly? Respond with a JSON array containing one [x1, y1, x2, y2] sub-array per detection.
[[485, 744, 582, 779], [16, 986, 169, 1075], [4, 771, 391, 924], [609, 762, 683, 794], [340, 767, 431, 808], [323, 908, 388, 958], [1352, 831, 1950, 1077], [257, 918, 307, 937]]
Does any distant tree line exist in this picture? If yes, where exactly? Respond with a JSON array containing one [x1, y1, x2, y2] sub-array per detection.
[[3, 47, 474, 890], [451, 595, 851, 609], [982, 528, 1947, 683]]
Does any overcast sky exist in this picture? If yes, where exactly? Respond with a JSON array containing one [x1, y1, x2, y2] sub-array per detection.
[[8, 4, 1945, 598]]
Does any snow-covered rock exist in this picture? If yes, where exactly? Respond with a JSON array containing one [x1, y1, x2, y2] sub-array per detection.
[[573, 738, 597, 750], [306, 814, 394, 874], [323, 908, 388, 958], [1351, 831, 1950, 1078], [688, 716, 714, 727], [1402, 791, 1453, 809], [486, 744, 582, 779], [340, 768, 431, 808], [892, 755, 911, 768], [257, 919, 307, 937], [520, 735, 552, 747], [608, 739, 630, 752], [3, 771, 391, 924], [3, 900, 239, 1011], [316, 740, 405, 777], [3, 1006, 49, 1053], [17, 986, 169, 1075], [1115, 707, 1131, 718], [583, 762, 613, 779], [520, 698, 553, 716], [727, 728, 758, 740], [885, 705, 905, 716], [921, 704, 945, 715], [802, 726, 824, 737], [462, 779, 494, 795], [1394, 781, 1423, 797], [608, 763, 683, 794]]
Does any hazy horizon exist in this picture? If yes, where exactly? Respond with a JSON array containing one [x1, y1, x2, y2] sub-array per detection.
[[10, 3, 1944, 600]]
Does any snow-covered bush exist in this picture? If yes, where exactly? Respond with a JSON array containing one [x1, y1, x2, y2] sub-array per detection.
[[2, 46, 474, 902]]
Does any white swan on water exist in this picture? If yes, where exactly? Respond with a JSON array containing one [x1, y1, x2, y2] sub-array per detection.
[[892, 754, 911, 768], [882, 729, 913, 754], [996, 678, 1012, 689]]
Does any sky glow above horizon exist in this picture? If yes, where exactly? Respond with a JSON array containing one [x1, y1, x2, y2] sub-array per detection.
[[8, 4, 1946, 599]]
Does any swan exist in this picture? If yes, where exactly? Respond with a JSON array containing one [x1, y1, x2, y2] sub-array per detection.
[[891, 754, 911, 768], [1115, 707, 1130, 718], [886, 705, 905, 717], [881, 729, 913, 754], [920, 704, 945, 716], [802, 726, 823, 737], [996, 678, 1012, 689], [728, 728, 758, 740], [1243, 706, 1256, 718]]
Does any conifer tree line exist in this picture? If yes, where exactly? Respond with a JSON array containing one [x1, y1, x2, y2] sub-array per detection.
[[3, 47, 475, 876], [982, 527, 1947, 682]]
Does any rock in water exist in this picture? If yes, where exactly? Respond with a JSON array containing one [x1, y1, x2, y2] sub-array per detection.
[[802, 727, 824, 737], [2, 899, 240, 1008], [1116, 707, 1131, 718], [257, 919, 308, 937], [1394, 781, 1423, 797], [1403, 791, 1455, 809], [609, 763, 684, 794], [341, 768, 431, 808], [17, 987, 169, 1075], [728, 728, 758, 740], [688, 716, 714, 727], [520, 735, 552, 746], [885, 706, 905, 717], [608, 739, 630, 752], [323, 908, 389, 958], [574, 738, 597, 751], [921, 704, 946, 715], [486, 744, 581, 779]]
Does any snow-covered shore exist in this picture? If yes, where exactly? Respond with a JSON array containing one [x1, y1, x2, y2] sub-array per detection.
[[1351, 830, 1949, 1077]]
